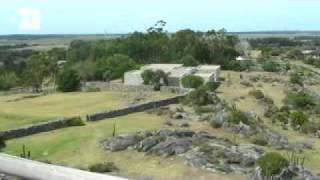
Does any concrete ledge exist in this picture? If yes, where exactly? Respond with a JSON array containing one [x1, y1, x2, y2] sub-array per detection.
[[0, 153, 127, 180]]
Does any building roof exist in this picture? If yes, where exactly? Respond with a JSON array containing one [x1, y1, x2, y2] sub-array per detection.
[[198, 65, 221, 70], [141, 64, 183, 73], [168, 67, 196, 78], [125, 70, 142, 75]]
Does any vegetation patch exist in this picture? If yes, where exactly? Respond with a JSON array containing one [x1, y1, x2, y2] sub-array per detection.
[[257, 152, 289, 176], [88, 162, 119, 173]]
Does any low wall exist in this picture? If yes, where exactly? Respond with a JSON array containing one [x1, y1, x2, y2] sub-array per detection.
[[87, 95, 185, 121], [82, 82, 154, 92], [0, 117, 81, 140], [83, 81, 191, 94], [160, 86, 192, 94]]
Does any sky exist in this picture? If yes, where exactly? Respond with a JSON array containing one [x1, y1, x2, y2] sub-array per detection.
[[0, 0, 319, 34]]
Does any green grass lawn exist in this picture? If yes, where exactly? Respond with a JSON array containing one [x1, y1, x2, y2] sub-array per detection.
[[2, 112, 242, 180], [0, 91, 171, 131]]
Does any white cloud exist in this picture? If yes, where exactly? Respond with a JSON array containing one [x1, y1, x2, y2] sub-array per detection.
[[18, 8, 41, 31]]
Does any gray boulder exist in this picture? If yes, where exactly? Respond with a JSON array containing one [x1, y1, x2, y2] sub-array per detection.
[[139, 136, 164, 152], [101, 133, 144, 151], [147, 138, 192, 156]]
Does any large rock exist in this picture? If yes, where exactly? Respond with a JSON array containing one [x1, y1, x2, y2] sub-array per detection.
[[260, 128, 289, 149], [147, 138, 192, 156], [101, 133, 144, 151], [139, 136, 164, 152]]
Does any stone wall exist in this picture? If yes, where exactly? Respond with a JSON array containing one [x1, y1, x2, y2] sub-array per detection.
[[82, 82, 154, 92], [82, 81, 191, 94], [160, 86, 192, 94], [87, 95, 185, 121], [0, 117, 81, 140]]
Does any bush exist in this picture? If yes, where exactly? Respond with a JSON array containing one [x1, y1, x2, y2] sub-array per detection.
[[0, 71, 19, 90], [290, 111, 308, 128], [57, 68, 81, 92], [96, 54, 137, 80], [286, 91, 314, 109], [262, 60, 281, 72], [228, 105, 250, 125], [181, 55, 199, 67], [141, 69, 167, 90], [290, 72, 303, 86], [257, 152, 289, 176], [181, 75, 204, 89], [204, 81, 221, 92], [240, 81, 253, 87], [0, 137, 5, 150], [274, 112, 289, 125], [249, 89, 264, 99], [66, 117, 85, 127], [88, 162, 118, 173], [251, 135, 268, 146], [301, 121, 320, 134], [184, 87, 212, 106]]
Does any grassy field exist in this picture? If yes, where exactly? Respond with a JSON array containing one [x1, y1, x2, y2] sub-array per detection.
[[3, 112, 242, 180], [0, 91, 171, 131]]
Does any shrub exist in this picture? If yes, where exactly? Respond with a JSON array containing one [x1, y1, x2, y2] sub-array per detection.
[[249, 89, 264, 99], [290, 72, 303, 86], [301, 121, 320, 134], [251, 135, 268, 146], [141, 69, 167, 90], [141, 69, 155, 85], [204, 81, 221, 92], [257, 152, 289, 176], [286, 91, 314, 109], [57, 68, 81, 92], [181, 75, 204, 89], [290, 111, 308, 128], [96, 54, 137, 80], [274, 112, 289, 125], [0, 71, 19, 90], [184, 87, 212, 106], [240, 81, 253, 87], [88, 162, 118, 173], [0, 137, 6, 150], [262, 61, 281, 72], [181, 55, 199, 67], [228, 105, 250, 125], [66, 117, 85, 127]]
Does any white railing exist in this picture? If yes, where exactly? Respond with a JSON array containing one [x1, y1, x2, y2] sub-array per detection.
[[0, 153, 128, 180]]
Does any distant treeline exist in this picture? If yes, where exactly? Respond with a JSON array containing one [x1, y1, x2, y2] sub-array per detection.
[[0, 21, 245, 91]]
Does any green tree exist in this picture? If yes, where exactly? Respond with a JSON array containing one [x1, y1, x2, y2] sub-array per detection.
[[96, 54, 137, 81], [57, 68, 81, 92], [141, 69, 167, 90], [181, 55, 199, 67], [24, 52, 56, 92], [0, 71, 19, 90], [181, 75, 204, 88]]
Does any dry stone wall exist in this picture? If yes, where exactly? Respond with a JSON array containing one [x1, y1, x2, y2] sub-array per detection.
[[0, 117, 81, 140], [87, 95, 185, 121]]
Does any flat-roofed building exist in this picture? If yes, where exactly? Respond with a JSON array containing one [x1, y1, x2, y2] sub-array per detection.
[[167, 67, 196, 87], [123, 64, 221, 87], [123, 70, 144, 85]]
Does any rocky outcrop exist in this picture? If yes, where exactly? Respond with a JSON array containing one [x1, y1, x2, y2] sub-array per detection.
[[101, 129, 264, 174]]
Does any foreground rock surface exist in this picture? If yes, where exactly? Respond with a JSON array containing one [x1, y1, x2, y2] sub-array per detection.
[[101, 129, 264, 174]]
